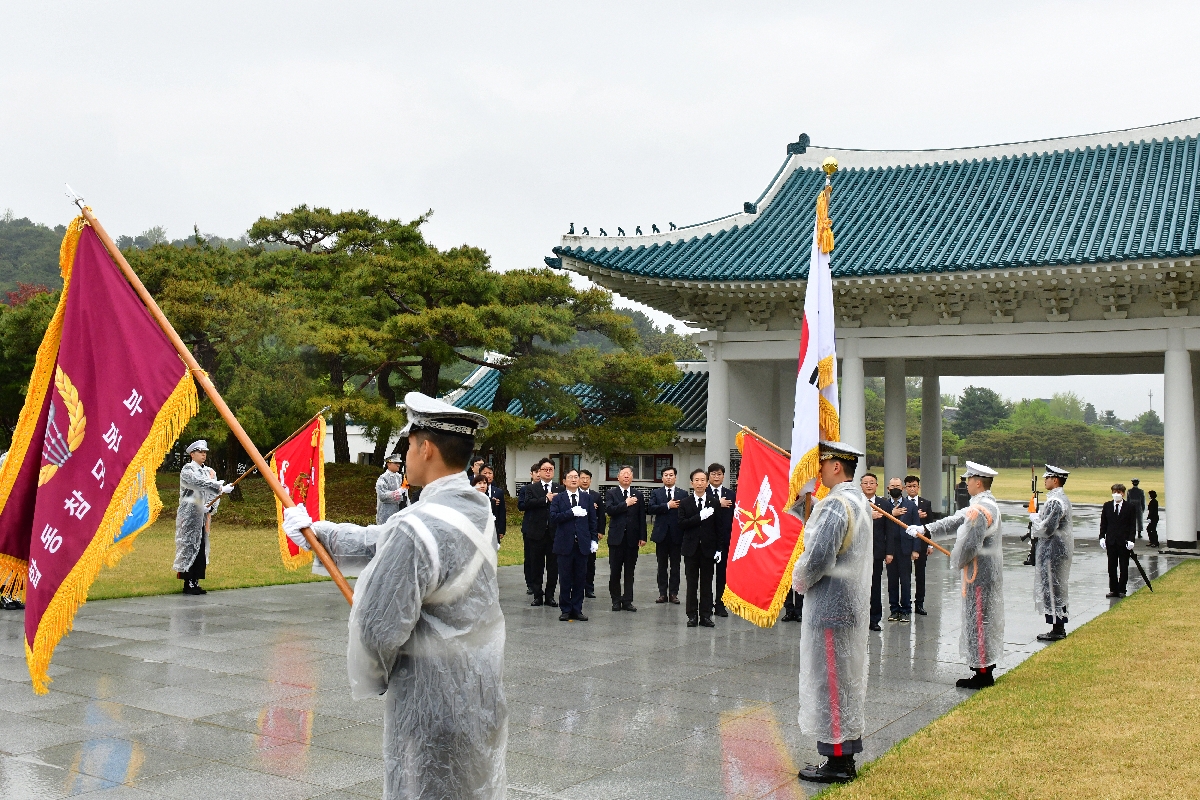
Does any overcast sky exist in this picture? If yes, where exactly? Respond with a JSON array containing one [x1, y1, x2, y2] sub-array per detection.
[[3, 1, 1191, 418]]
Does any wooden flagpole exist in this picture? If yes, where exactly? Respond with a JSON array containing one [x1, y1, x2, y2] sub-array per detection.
[[206, 405, 330, 509], [79, 206, 355, 605], [729, 420, 950, 557]]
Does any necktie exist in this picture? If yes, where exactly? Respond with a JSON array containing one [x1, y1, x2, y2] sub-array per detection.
[[571, 493, 577, 507]]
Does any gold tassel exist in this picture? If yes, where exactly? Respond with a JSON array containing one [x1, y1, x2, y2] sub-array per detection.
[[26, 368, 198, 694], [819, 394, 840, 442], [734, 428, 746, 454], [816, 185, 835, 254], [788, 445, 820, 509], [817, 355, 835, 391]]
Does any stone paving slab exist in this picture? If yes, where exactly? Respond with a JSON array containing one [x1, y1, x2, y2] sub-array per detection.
[[0, 539, 1182, 799]]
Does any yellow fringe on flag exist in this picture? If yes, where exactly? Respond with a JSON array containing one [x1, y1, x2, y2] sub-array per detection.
[[26, 369, 197, 693], [721, 524, 807, 628], [816, 185, 835, 254], [0, 216, 87, 597], [819, 395, 840, 443]]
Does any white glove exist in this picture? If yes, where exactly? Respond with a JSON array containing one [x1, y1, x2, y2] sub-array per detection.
[[700, 507, 714, 520], [221, 483, 235, 494], [282, 506, 313, 550], [1126, 540, 1134, 551], [391, 490, 404, 502], [571, 505, 588, 517], [905, 525, 923, 539], [590, 540, 599, 554], [714, 551, 722, 564], [1100, 538, 1107, 550], [1029, 512, 1041, 525]]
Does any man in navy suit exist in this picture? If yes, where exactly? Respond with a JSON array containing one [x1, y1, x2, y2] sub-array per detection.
[[904, 475, 935, 615], [605, 465, 646, 611], [481, 465, 506, 542], [679, 469, 721, 627], [648, 466, 684, 604], [519, 458, 561, 607], [708, 463, 735, 618], [550, 468, 598, 621], [858, 473, 887, 631], [579, 469, 605, 598], [883, 476, 919, 621]]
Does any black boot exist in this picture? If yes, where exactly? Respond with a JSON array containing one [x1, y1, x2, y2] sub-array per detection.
[[1037, 622, 1066, 642], [956, 666, 995, 689], [798, 754, 856, 783]]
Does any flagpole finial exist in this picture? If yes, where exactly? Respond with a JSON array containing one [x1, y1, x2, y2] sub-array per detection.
[[64, 184, 84, 209], [821, 157, 838, 176]]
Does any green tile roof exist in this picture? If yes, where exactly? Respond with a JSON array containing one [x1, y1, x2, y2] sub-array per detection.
[[555, 132, 1200, 282], [451, 366, 708, 432]]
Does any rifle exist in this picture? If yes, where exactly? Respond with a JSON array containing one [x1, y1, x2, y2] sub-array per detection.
[[1021, 457, 1040, 542]]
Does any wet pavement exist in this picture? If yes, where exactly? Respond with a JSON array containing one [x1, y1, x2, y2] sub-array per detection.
[[0, 540, 1185, 799]]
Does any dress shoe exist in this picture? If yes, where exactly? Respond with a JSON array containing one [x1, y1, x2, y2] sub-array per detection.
[[1037, 628, 1066, 642], [798, 755, 856, 784], [669, 595, 680, 605], [622, 602, 637, 612], [545, 595, 556, 606], [182, 584, 203, 596], [887, 611, 900, 622], [1106, 592, 1119, 598], [782, 612, 801, 622], [869, 623, 882, 631], [530, 598, 544, 607], [612, 602, 623, 611], [700, 617, 715, 628], [585, 591, 596, 598], [656, 595, 668, 604], [526, 587, 534, 595], [1022, 558, 1034, 566], [899, 613, 910, 623], [714, 607, 728, 618], [915, 606, 927, 616], [1, 597, 25, 610], [574, 613, 589, 622], [559, 613, 571, 622], [1118, 592, 1127, 598], [686, 617, 699, 627], [955, 667, 995, 689]]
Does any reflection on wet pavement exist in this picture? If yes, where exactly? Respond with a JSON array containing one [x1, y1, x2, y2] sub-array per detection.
[[0, 540, 1185, 799]]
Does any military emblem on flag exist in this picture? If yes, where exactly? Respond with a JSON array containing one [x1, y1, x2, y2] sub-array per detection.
[[0, 216, 198, 693], [271, 416, 326, 571]]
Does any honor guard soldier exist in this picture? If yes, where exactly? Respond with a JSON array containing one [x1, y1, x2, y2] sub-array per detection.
[[282, 392, 507, 800], [375, 453, 409, 524], [1030, 465, 1073, 641], [173, 440, 234, 595], [910, 461, 1004, 689], [793, 441, 873, 785]]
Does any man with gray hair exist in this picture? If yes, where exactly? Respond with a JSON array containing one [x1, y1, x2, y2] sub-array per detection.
[[283, 392, 507, 799]]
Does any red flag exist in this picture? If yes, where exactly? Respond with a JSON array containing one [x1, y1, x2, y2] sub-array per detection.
[[0, 217, 198, 693], [271, 417, 325, 570], [721, 432, 804, 627]]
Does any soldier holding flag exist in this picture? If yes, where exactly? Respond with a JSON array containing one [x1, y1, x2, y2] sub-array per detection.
[[282, 392, 507, 800], [792, 441, 873, 785], [173, 440, 234, 595]]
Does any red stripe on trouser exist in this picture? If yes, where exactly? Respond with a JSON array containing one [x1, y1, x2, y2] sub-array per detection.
[[975, 585, 986, 666], [824, 628, 842, 746]]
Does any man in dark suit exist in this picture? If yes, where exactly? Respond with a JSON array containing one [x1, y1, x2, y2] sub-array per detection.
[[579, 469, 605, 598], [861, 473, 886, 631], [884, 476, 919, 621], [1126, 478, 1146, 539], [708, 462, 735, 618], [550, 468, 598, 621], [605, 464, 645, 612], [648, 466, 684, 604], [1100, 483, 1137, 597], [679, 468, 720, 627], [516, 464, 538, 594], [518, 458, 561, 606], [481, 465, 506, 542], [903, 475, 935, 615]]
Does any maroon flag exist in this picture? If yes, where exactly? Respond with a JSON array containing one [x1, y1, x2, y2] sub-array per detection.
[[0, 217, 197, 693]]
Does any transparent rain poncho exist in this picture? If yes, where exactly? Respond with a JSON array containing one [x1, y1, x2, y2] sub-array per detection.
[[312, 471, 506, 800], [173, 461, 221, 572], [791, 480, 873, 747], [1031, 486, 1074, 621], [375, 469, 408, 525], [923, 490, 1005, 668]]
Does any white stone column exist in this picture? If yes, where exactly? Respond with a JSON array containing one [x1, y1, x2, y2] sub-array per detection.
[[920, 363, 943, 512], [705, 340, 731, 469], [839, 340, 866, 453], [1164, 329, 1197, 548], [884, 357, 907, 481]]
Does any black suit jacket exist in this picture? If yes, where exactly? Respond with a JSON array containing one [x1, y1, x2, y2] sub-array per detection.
[[648, 485, 685, 545], [519, 481, 562, 541], [909, 494, 933, 560], [585, 488, 606, 537], [884, 495, 920, 558], [1100, 500, 1136, 547], [549, 490, 598, 556], [868, 496, 888, 561], [710, 485, 736, 552], [605, 485, 646, 547], [679, 489, 719, 558], [487, 484, 507, 538]]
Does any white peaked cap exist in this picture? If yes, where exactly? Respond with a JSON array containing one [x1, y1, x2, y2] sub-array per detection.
[[964, 461, 998, 478], [398, 392, 488, 439], [185, 440, 208, 454]]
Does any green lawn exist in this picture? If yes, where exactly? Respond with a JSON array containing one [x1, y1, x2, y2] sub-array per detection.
[[822, 559, 1200, 799]]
